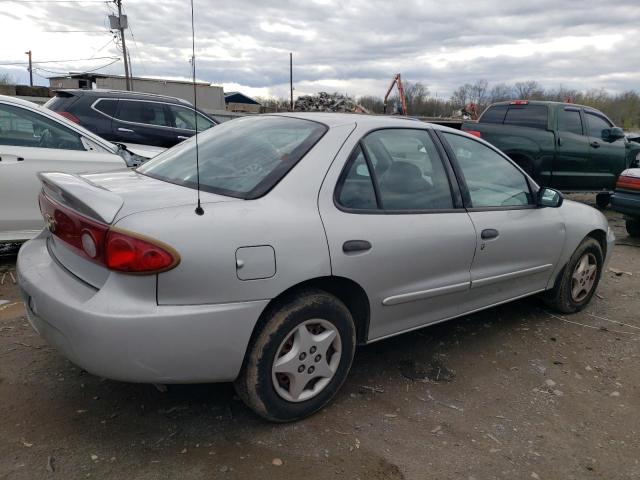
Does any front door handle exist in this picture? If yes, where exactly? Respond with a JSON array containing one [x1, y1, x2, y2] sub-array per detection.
[[481, 229, 499, 240], [590, 141, 600, 148], [118, 127, 135, 133], [343, 240, 371, 253], [177, 135, 189, 140]]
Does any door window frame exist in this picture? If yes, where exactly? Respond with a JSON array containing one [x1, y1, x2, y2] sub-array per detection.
[[557, 106, 584, 136], [334, 127, 464, 215], [434, 129, 539, 212], [93, 98, 177, 131]]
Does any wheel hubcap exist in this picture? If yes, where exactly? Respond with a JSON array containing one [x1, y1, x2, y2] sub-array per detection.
[[271, 319, 342, 403], [571, 252, 598, 302]]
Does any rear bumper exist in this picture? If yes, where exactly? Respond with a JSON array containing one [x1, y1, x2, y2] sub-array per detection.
[[17, 235, 268, 384], [611, 191, 640, 219]]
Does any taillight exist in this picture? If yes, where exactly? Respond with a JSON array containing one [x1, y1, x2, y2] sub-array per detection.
[[39, 192, 179, 274], [105, 231, 178, 273], [467, 130, 482, 138], [616, 174, 640, 191], [57, 111, 80, 123]]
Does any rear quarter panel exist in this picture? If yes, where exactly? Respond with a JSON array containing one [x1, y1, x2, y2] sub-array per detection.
[[114, 122, 357, 305]]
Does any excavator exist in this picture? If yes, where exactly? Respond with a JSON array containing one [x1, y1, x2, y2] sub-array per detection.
[[383, 73, 408, 115]]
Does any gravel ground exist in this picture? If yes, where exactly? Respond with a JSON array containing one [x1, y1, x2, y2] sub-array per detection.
[[1, 199, 638, 480]]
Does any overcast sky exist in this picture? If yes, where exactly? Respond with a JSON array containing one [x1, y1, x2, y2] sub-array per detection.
[[1, 0, 639, 99]]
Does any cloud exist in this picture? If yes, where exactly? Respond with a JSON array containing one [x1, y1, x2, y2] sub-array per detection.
[[1, 0, 639, 99]]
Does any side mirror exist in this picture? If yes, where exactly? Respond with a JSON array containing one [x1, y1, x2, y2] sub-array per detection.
[[538, 187, 563, 208], [608, 127, 624, 142]]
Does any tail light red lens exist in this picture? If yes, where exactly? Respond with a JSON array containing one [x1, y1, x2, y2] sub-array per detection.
[[39, 192, 179, 274], [56, 111, 81, 124], [467, 130, 482, 138], [616, 174, 640, 191], [105, 231, 178, 273]]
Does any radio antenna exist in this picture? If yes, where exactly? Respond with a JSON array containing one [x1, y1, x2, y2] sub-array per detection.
[[190, 0, 204, 215]]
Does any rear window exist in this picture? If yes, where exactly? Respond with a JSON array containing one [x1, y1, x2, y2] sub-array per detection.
[[479, 105, 507, 124], [503, 105, 548, 129], [93, 98, 118, 117], [137, 116, 327, 199]]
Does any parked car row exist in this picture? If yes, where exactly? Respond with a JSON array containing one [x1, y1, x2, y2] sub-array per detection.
[[17, 113, 614, 421], [462, 100, 640, 199]]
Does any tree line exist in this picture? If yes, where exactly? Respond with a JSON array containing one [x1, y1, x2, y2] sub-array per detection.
[[258, 79, 640, 130]]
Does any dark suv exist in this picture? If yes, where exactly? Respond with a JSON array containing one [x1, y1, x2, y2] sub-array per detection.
[[45, 89, 218, 148]]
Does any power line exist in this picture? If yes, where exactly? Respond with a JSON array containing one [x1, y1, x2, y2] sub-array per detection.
[[34, 57, 120, 75], [0, 56, 118, 66], [0, 0, 106, 3]]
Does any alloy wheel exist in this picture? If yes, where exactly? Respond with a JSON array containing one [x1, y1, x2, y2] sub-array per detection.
[[570, 252, 598, 302]]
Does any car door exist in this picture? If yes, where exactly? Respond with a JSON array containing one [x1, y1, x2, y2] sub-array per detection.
[[584, 110, 627, 190], [113, 99, 174, 148], [551, 106, 591, 190], [0, 102, 125, 240], [438, 131, 566, 312], [165, 104, 216, 144], [319, 127, 477, 341]]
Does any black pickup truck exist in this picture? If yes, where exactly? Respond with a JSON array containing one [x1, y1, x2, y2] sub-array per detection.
[[461, 101, 640, 199]]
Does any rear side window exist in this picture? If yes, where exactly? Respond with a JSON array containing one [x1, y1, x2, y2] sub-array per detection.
[[503, 105, 548, 129], [167, 104, 215, 132], [336, 147, 378, 210], [116, 100, 170, 127], [0, 103, 85, 151], [138, 116, 326, 198], [558, 108, 583, 135], [479, 105, 507, 124], [336, 129, 454, 211], [93, 99, 118, 117]]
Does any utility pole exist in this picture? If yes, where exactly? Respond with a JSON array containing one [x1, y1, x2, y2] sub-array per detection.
[[25, 50, 33, 86], [114, 0, 131, 90], [289, 52, 293, 111]]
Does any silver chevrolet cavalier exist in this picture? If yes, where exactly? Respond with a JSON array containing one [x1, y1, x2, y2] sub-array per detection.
[[18, 114, 614, 421]]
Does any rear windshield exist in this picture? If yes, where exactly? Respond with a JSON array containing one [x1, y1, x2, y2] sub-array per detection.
[[137, 116, 326, 199], [479, 105, 507, 124]]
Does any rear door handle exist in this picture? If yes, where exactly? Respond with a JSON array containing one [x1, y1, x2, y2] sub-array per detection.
[[481, 229, 499, 240], [590, 141, 600, 148], [118, 127, 135, 133], [343, 240, 371, 253]]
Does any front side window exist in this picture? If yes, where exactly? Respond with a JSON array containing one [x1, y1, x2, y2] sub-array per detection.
[[93, 98, 118, 117], [442, 132, 532, 208], [116, 101, 170, 127], [138, 116, 326, 198], [337, 129, 454, 211], [558, 108, 583, 135], [167, 105, 215, 132], [585, 112, 612, 139], [0, 103, 84, 150]]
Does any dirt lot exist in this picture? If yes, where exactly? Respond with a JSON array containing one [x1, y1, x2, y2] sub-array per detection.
[[1, 198, 639, 480]]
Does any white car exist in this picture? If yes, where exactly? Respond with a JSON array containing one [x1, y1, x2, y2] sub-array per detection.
[[0, 95, 163, 242]]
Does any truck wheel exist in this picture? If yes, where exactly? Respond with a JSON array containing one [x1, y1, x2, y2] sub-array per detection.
[[626, 220, 640, 237], [595, 192, 610, 210], [234, 289, 356, 422], [542, 237, 603, 314]]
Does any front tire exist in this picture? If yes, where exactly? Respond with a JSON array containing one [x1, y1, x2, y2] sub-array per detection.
[[543, 237, 603, 313], [626, 219, 640, 237], [234, 289, 356, 422]]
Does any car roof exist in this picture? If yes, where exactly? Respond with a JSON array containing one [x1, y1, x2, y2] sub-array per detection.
[[269, 112, 458, 132], [54, 89, 193, 105]]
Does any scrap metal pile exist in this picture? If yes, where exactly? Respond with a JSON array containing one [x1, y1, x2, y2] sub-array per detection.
[[294, 92, 369, 114]]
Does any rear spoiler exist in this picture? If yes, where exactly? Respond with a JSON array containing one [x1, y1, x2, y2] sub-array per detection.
[[38, 172, 123, 224]]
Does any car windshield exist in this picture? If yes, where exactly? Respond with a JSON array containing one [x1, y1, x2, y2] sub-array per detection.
[[137, 115, 326, 198]]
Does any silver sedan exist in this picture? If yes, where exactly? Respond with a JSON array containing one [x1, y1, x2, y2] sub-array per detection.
[[17, 113, 614, 421]]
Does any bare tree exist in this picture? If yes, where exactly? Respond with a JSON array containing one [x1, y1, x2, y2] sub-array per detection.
[[0, 73, 13, 86], [514, 81, 544, 99]]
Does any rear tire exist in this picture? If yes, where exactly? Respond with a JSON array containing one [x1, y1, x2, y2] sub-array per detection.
[[234, 289, 356, 422], [542, 237, 603, 314], [626, 219, 640, 237]]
